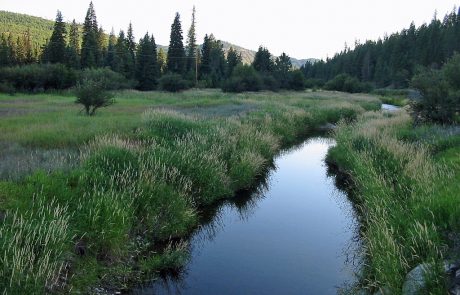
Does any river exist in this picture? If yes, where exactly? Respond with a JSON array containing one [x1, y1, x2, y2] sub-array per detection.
[[133, 137, 361, 295]]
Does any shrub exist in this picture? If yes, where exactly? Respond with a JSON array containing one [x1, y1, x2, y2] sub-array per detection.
[[0, 81, 15, 95], [304, 78, 325, 89], [288, 70, 306, 91], [261, 74, 280, 91], [75, 79, 114, 116], [410, 54, 460, 124], [222, 64, 263, 93], [159, 74, 190, 92], [0, 63, 76, 92], [79, 68, 136, 90], [324, 73, 372, 93]]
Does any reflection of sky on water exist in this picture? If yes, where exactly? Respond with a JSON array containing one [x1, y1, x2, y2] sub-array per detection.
[[133, 138, 362, 295]]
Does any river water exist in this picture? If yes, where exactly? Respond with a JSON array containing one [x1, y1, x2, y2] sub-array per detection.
[[133, 137, 361, 295]]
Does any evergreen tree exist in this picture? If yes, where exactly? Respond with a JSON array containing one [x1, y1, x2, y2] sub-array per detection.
[[15, 36, 25, 65], [105, 29, 116, 70], [167, 13, 186, 74], [200, 34, 211, 78], [274, 52, 292, 88], [23, 29, 35, 64], [47, 10, 67, 64], [0, 34, 11, 66], [7, 34, 17, 65], [136, 33, 158, 90], [186, 6, 197, 74], [157, 48, 167, 74], [253, 46, 274, 73], [199, 34, 225, 86], [226, 47, 242, 77], [81, 2, 100, 68], [125, 23, 136, 78], [66, 19, 80, 68], [97, 26, 107, 67]]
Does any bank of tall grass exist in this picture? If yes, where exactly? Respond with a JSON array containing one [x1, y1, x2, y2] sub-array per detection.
[[328, 110, 460, 294], [0, 90, 380, 294]]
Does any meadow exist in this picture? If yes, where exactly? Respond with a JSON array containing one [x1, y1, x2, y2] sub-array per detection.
[[0, 89, 381, 294]]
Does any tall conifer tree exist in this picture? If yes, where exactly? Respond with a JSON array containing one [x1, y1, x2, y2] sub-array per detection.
[[186, 6, 197, 74], [66, 20, 80, 68], [47, 10, 67, 64], [81, 2, 100, 68], [167, 13, 186, 74], [136, 33, 158, 90]]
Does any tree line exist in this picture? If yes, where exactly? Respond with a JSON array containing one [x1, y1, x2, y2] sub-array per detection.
[[0, 2, 306, 92], [301, 7, 460, 89]]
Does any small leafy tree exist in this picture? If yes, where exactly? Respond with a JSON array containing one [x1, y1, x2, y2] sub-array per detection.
[[411, 53, 460, 124], [75, 79, 114, 116]]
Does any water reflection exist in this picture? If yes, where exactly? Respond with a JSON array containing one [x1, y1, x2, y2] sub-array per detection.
[[133, 138, 362, 295]]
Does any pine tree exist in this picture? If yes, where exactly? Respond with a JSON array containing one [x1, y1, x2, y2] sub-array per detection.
[[186, 6, 197, 74], [253, 46, 274, 73], [157, 48, 167, 74], [200, 34, 211, 78], [7, 34, 17, 65], [0, 34, 11, 66], [15, 36, 25, 65], [47, 10, 67, 64], [81, 2, 100, 68], [66, 19, 80, 68], [167, 13, 186, 74], [23, 29, 35, 64], [274, 52, 292, 88], [199, 34, 225, 86], [125, 23, 136, 78], [105, 29, 116, 70], [136, 33, 158, 90], [226, 47, 242, 77], [97, 26, 107, 67]]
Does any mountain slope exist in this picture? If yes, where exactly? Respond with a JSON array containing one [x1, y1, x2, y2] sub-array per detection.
[[0, 10, 317, 67]]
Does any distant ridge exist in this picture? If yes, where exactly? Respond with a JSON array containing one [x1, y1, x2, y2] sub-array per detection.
[[0, 10, 317, 67]]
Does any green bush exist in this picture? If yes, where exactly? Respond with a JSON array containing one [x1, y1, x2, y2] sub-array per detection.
[[0, 81, 15, 95], [159, 73, 190, 92], [0, 63, 76, 92], [411, 54, 460, 124], [75, 79, 115, 116], [288, 70, 306, 91], [324, 73, 372, 93], [79, 68, 136, 90], [222, 64, 263, 93]]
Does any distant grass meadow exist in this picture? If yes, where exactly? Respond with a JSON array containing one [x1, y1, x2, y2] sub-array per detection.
[[0, 89, 381, 294]]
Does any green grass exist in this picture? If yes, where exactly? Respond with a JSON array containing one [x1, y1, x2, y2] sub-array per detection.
[[327, 110, 460, 294], [0, 89, 381, 294]]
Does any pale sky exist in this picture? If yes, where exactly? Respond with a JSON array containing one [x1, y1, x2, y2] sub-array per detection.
[[1, 0, 458, 59]]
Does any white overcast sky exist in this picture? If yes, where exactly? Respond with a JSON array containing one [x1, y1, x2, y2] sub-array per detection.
[[1, 0, 459, 59]]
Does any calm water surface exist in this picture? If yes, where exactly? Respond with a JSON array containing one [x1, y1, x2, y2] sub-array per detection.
[[133, 137, 361, 295]]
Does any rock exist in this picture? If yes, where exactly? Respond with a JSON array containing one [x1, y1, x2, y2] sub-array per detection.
[[402, 263, 432, 295], [317, 123, 336, 131], [450, 285, 460, 295]]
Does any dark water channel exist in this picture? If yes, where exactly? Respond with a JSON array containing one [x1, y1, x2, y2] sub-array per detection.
[[133, 137, 361, 295]]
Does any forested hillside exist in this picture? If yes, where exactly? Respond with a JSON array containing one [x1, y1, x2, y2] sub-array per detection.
[[302, 8, 460, 88]]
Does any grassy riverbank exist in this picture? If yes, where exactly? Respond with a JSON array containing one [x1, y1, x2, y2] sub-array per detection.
[[0, 90, 380, 294], [328, 109, 460, 294]]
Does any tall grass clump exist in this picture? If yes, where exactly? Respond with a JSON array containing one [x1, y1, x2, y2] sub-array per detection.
[[0, 196, 72, 294], [328, 110, 453, 293]]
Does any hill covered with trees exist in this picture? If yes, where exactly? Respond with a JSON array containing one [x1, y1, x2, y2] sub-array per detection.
[[301, 8, 460, 89]]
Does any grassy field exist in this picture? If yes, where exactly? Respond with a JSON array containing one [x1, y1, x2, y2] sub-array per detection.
[[0, 89, 381, 294], [328, 110, 460, 294]]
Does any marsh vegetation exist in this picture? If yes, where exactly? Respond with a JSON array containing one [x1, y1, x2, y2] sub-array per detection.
[[0, 89, 380, 294]]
